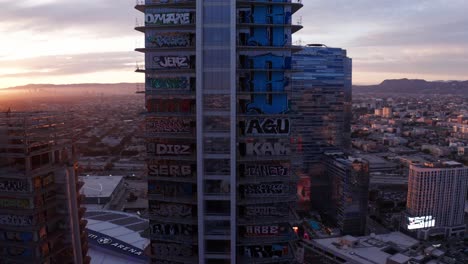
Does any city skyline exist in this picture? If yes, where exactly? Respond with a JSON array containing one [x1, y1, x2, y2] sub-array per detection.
[[1, 0, 467, 89]]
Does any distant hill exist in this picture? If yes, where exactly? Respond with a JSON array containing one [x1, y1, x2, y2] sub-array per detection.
[[1, 83, 142, 95], [354, 79, 468, 95], [3, 79, 468, 97]]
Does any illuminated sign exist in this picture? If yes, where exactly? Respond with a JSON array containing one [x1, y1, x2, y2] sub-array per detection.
[[148, 164, 192, 177], [147, 32, 192, 47], [241, 164, 289, 177], [147, 143, 192, 156], [145, 12, 191, 25], [0, 214, 33, 226], [240, 143, 290, 156], [87, 229, 147, 261], [408, 216, 435, 230], [240, 119, 290, 135], [146, 77, 189, 90], [0, 178, 30, 193], [0, 197, 31, 209], [149, 202, 193, 218], [146, 118, 191, 134]]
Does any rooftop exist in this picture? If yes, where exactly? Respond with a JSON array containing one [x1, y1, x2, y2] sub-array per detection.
[[307, 232, 420, 264], [85, 210, 149, 264], [80, 175, 124, 198], [413, 161, 465, 169]]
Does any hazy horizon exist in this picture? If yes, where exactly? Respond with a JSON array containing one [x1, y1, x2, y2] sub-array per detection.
[[1, 0, 467, 88]]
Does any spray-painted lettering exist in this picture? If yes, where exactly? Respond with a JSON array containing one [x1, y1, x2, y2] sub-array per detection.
[[0, 178, 29, 193], [155, 56, 189, 68], [0, 198, 31, 209], [0, 215, 33, 226], [243, 143, 290, 156], [145, 13, 191, 25], [244, 165, 289, 177], [153, 243, 193, 257], [146, 77, 188, 90], [146, 118, 191, 134], [150, 202, 193, 218], [241, 119, 290, 135], [147, 32, 192, 47], [147, 144, 191, 155], [148, 165, 192, 177]]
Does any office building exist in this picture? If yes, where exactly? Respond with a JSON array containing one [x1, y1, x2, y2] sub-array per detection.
[[292, 44, 352, 166], [291, 44, 352, 211], [0, 113, 89, 263], [323, 152, 370, 236], [404, 161, 468, 240], [382, 107, 393, 118], [135, 0, 303, 263]]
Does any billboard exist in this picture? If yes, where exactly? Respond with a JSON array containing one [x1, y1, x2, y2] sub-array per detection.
[[146, 118, 192, 134], [239, 118, 290, 135], [239, 142, 290, 156], [145, 12, 192, 25], [297, 176, 311, 210], [0, 178, 30, 193], [408, 216, 435, 230]]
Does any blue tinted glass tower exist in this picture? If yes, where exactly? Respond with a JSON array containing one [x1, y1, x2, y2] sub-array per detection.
[[292, 44, 352, 211], [135, 0, 303, 263]]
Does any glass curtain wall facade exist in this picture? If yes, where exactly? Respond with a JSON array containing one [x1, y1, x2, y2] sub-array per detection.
[[136, 0, 302, 263], [291, 45, 352, 211], [292, 44, 352, 166], [323, 152, 369, 236]]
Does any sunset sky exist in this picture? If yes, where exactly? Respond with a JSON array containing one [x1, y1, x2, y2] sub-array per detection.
[[0, 0, 467, 89]]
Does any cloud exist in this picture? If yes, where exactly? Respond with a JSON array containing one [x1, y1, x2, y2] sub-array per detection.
[[0, 0, 141, 38], [293, 0, 468, 83], [0, 0, 467, 86], [0, 51, 142, 78]]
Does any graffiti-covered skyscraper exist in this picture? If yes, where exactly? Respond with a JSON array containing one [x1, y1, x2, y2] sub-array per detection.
[[0, 113, 89, 263], [135, 0, 302, 263]]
